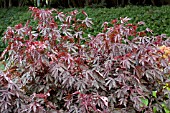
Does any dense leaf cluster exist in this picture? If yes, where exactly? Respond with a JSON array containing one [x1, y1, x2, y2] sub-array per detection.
[[0, 7, 170, 113]]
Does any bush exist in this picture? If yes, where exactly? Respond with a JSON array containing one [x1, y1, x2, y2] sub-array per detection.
[[0, 7, 170, 113]]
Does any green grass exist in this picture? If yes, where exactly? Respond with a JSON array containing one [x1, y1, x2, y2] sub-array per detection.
[[0, 5, 170, 52]]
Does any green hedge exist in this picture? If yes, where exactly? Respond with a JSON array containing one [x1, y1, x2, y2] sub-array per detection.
[[0, 5, 170, 52]]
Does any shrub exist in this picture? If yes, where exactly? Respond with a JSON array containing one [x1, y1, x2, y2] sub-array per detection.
[[0, 7, 170, 113]]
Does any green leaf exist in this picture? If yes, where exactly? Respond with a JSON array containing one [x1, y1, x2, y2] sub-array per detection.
[[0, 61, 5, 70], [162, 103, 170, 113], [140, 97, 149, 106], [153, 107, 157, 113], [164, 108, 170, 113], [152, 91, 157, 98]]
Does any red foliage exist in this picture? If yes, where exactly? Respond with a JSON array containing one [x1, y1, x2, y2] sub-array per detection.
[[0, 7, 170, 113]]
